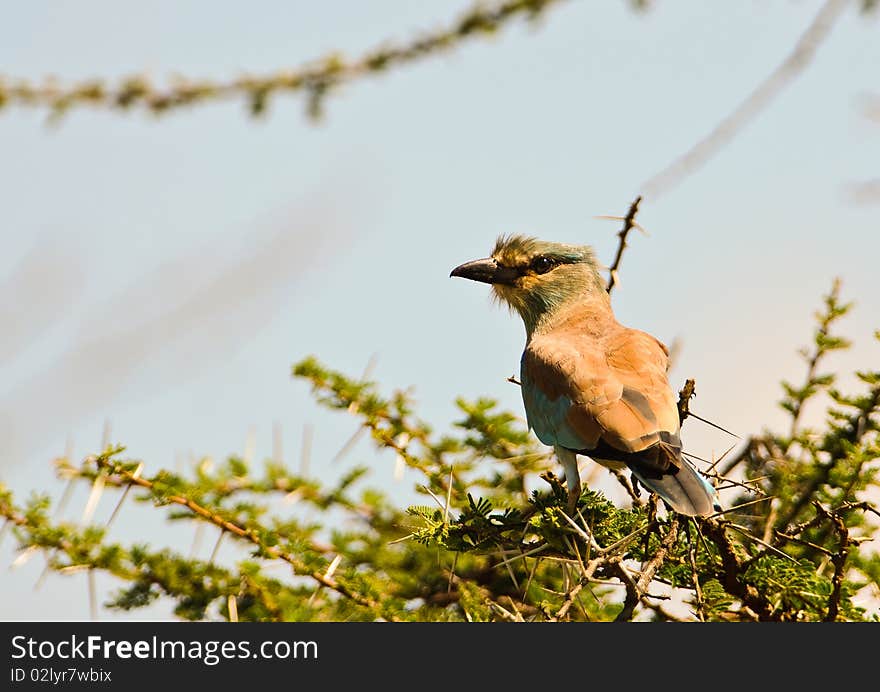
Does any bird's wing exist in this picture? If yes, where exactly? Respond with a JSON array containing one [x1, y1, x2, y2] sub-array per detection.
[[521, 326, 680, 463], [599, 328, 680, 451]]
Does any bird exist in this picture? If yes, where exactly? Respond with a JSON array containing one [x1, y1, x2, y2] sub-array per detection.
[[450, 235, 719, 517]]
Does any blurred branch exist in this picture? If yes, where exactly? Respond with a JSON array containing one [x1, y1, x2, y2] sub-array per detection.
[[861, 93, 880, 123], [641, 0, 848, 199], [845, 179, 880, 205], [0, 244, 85, 363], [0, 212, 343, 468], [0, 0, 569, 121]]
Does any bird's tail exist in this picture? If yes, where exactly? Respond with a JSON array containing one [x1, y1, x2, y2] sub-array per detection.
[[629, 458, 720, 517]]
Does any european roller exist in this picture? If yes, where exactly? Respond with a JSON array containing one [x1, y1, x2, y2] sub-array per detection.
[[451, 235, 719, 517]]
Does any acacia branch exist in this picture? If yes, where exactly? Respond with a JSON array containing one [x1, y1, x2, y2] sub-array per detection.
[[92, 456, 402, 621], [614, 516, 678, 621], [787, 278, 845, 441], [813, 502, 851, 622], [0, 498, 291, 620], [548, 560, 601, 622], [0, 0, 567, 121], [775, 381, 880, 531], [699, 518, 777, 620]]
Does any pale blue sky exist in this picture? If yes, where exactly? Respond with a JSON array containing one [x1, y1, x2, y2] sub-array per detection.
[[1, 1, 878, 619]]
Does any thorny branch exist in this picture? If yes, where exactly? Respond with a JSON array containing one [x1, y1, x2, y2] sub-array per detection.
[[548, 559, 599, 622], [614, 516, 679, 621], [788, 278, 845, 441], [605, 195, 643, 293], [716, 278, 851, 480], [813, 502, 850, 621], [775, 379, 880, 533], [699, 519, 775, 620], [0, 499, 294, 621], [0, 0, 568, 121], [89, 454, 403, 621]]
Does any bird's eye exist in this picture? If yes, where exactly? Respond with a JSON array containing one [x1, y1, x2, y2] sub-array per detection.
[[531, 256, 556, 274]]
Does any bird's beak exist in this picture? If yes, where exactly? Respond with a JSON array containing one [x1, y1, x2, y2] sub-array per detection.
[[449, 258, 518, 285]]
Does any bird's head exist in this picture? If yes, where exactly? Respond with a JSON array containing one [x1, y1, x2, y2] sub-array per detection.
[[450, 235, 606, 334]]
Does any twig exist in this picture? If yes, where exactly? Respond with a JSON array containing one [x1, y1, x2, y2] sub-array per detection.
[[54, 436, 78, 519], [705, 495, 774, 521], [813, 502, 850, 621], [448, 552, 459, 595], [300, 424, 313, 476], [597, 521, 653, 557], [496, 544, 520, 591], [686, 522, 706, 622], [307, 554, 343, 606], [685, 411, 741, 440], [80, 467, 106, 525], [552, 578, 586, 621], [788, 277, 843, 442], [189, 523, 205, 559], [331, 426, 366, 464], [773, 529, 833, 557], [762, 498, 779, 544], [726, 523, 800, 564], [699, 519, 775, 620], [548, 555, 607, 622], [703, 471, 766, 496], [677, 379, 696, 425], [209, 530, 226, 564], [227, 594, 239, 623], [444, 466, 454, 523], [272, 421, 284, 464], [610, 468, 642, 505], [88, 569, 98, 621], [105, 463, 143, 529], [491, 543, 549, 569], [706, 441, 740, 476], [776, 380, 880, 530], [643, 600, 690, 622], [614, 516, 679, 621], [605, 196, 643, 293], [524, 558, 540, 599], [676, 378, 740, 438], [594, 215, 649, 236], [559, 510, 602, 555]]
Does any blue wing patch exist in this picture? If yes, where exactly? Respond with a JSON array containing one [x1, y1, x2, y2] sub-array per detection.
[[520, 368, 589, 450]]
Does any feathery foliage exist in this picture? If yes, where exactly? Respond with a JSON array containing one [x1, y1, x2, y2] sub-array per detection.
[[2, 281, 877, 621]]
